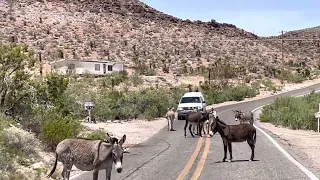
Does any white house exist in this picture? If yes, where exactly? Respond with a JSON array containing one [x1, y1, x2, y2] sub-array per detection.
[[49, 59, 124, 75]]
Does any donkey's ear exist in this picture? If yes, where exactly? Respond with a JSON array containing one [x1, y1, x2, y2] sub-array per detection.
[[119, 134, 126, 146], [232, 110, 235, 113]]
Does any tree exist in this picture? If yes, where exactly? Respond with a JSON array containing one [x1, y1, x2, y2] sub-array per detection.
[[33, 73, 70, 114], [0, 44, 37, 116]]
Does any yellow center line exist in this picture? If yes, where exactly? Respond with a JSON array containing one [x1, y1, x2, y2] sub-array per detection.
[[191, 137, 211, 180], [176, 137, 204, 180]]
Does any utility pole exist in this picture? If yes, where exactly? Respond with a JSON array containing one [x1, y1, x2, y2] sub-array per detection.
[[279, 30, 287, 72]]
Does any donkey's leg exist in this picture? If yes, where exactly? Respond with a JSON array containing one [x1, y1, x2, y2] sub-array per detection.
[[222, 140, 228, 162], [64, 161, 73, 180], [189, 124, 195, 137], [167, 118, 170, 131], [170, 118, 174, 131], [247, 140, 255, 161], [61, 166, 67, 180], [227, 141, 233, 162], [106, 166, 112, 180], [184, 120, 188, 137], [93, 169, 99, 180], [199, 123, 204, 137]]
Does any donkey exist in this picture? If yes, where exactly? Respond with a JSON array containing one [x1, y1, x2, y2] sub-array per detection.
[[209, 116, 256, 162], [46, 134, 126, 180], [165, 107, 176, 131], [205, 108, 218, 134], [184, 108, 213, 137], [232, 110, 254, 125]]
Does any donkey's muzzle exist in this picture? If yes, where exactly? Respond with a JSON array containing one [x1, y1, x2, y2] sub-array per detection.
[[116, 167, 123, 173]]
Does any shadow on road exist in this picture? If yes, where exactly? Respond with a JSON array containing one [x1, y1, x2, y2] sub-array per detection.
[[214, 159, 260, 163]]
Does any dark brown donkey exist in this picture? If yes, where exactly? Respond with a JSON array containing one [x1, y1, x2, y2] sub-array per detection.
[[209, 116, 257, 162], [184, 109, 212, 137]]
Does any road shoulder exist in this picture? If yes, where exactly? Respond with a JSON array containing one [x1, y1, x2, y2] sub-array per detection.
[[254, 113, 320, 178]]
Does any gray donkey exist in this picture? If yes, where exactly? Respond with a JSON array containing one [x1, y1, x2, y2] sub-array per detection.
[[232, 110, 254, 125], [46, 133, 126, 180]]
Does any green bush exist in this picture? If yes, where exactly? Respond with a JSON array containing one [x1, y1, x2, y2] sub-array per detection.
[[260, 90, 320, 131], [80, 129, 110, 141], [202, 84, 259, 105], [259, 78, 279, 91], [275, 69, 307, 83], [92, 87, 187, 121], [40, 115, 82, 151]]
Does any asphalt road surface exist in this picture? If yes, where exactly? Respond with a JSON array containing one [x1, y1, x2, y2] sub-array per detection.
[[73, 84, 320, 180]]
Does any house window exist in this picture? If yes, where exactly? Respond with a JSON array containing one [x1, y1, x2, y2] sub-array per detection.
[[67, 64, 75, 69], [107, 65, 113, 71], [95, 64, 100, 71]]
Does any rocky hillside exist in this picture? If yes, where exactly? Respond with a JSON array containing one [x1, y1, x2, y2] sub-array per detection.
[[263, 26, 320, 70], [0, 0, 308, 78]]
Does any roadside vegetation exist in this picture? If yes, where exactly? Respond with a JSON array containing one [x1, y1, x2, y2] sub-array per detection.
[[0, 43, 263, 178], [259, 90, 320, 131]]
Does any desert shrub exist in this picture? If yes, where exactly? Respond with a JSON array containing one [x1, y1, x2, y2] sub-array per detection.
[[259, 78, 278, 91], [0, 115, 16, 173], [260, 90, 320, 131], [202, 84, 259, 105], [80, 129, 110, 141], [40, 115, 82, 151], [276, 69, 306, 83], [99, 70, 128, 88], [2, 126, 40, 157], [92, 87, 187, 121]]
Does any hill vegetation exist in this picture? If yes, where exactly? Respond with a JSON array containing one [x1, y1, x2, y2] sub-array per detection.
[[0, 0, 320, 179], [1, 0, 316, 83]]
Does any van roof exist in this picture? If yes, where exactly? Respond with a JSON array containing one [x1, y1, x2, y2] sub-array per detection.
[[182, 92, 203, 97]]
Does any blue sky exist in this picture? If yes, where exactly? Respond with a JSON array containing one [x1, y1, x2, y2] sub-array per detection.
[[141, 0, 319, 37]]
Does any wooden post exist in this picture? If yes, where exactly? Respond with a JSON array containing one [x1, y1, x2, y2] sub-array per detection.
[[318, 118, 320, 133], [318, 103, 320, 133]]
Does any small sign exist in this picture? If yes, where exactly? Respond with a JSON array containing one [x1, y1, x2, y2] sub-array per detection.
[[315, 112, 320, 119], [84, 101, 95, 110]]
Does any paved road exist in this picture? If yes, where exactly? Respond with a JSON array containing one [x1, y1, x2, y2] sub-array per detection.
[[73, 84, 320, 180]]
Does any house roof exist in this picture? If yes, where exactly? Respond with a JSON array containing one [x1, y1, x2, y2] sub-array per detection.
[[49, 59, 124, 65]]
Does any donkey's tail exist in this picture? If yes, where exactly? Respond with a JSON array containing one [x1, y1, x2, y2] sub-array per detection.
[[47, 152, 58, 178], [253, 130, 257, 145]]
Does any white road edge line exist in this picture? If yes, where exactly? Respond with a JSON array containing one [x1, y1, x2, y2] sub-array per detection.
[[251, 90, 320, 180]]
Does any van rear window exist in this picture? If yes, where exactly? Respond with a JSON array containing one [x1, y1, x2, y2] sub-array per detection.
[[180, 97, 201, 103]]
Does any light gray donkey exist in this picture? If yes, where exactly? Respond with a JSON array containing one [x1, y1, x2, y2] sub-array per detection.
[[165, 107, 175, 131], [46, 134, 126, 180], [232, 109, 254, 125]]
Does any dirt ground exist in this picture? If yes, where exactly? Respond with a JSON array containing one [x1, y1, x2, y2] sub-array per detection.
[[66, 78, 320, 177]]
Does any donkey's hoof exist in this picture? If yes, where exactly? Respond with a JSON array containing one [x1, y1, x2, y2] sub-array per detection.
[[249, 159, 253, 161], [228, 160, 232, 163]]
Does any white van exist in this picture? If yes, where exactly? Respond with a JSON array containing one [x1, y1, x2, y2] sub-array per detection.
[[176, 91, 207, 120]]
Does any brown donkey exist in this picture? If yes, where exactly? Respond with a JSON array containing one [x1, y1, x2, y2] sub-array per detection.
[[209, 116, 257, 162], [184, 109, 213, 137]]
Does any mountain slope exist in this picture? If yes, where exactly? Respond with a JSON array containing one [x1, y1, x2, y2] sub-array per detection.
[[0, 0, 297, 78], [263, 26, 320, 70]]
